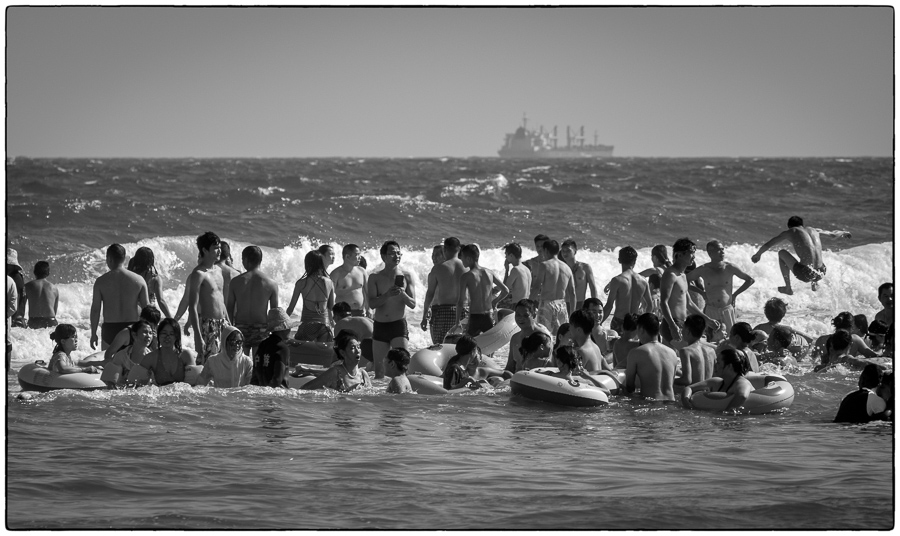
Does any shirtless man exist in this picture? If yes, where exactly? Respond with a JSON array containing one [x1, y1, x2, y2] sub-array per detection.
[[90, 244, 149, 350], [330, 244, 369, 317], [659, 238, 718, 348], [602, 246, 652, 335], [569, 309, 610, 372], [530, 239, 575, 336], [187, 232, 229, 365], [751, 215, 851, 294], [498, 243, 531, 311], [216, 241, 242, 303], [681, 349, 753, 412], [421, 237, 467, 344], [625, 313, 679, 401], [582, 298, 611, 359], [318, 244, 336, 271], [714, 322, 760, 375], [874, 282, 893, 325], [457, 244, 509, 337], [687, 240, 755, 342], [227, 246, 279, 356], [611, 314, 640, 369], [559, 239, 598, 311], [23, 261, 59, 329], [367, 240, 416, 379], [675, 314, 717, 387], [504, 299, 551, 375], [431, 245, 444, 266], [523, 234, 549, 272]]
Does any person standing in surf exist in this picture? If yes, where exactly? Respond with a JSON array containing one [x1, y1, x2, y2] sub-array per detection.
[[686, 240, 755, 342], [330, 244, 369, 317], [456, 243, 509, 336], [368, 240, 416, 379], [89, 244, 149, 350], [228, 245, 279, 357], [602, 246, 652, 336], [750, 215, 851, 294], [559, 239, 598, 311], [420, 237, 466, 344], [659, 238, 718, 347], [529, 239, 576, 336], [186, 232, 229, 365]]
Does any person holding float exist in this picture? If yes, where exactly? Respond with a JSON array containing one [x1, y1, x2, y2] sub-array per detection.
[[681, 349, 753, 413], [301, 329, 372, 392], [47, 325, 98, 375]]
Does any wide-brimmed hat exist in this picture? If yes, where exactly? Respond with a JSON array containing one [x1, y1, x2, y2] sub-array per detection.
[[267, 307, 299, 332], [6, 248, 20, 269]]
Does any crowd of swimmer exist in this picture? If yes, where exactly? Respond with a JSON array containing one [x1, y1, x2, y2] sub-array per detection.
[[4, 216, 894, 420]]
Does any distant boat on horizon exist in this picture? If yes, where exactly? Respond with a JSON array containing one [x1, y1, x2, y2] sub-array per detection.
[[497, 113, 614, 159]]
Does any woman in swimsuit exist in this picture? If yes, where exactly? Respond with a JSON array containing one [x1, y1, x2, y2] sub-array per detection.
[[386, 347, 413, 394], [543, 346, 611, 395], [128, 247, 172, 319], [517, 331, 553, 371], [47, 324, 99, 375], [441, 335, 508, 391], [302, 329, 371, 392], [142, 318, 197, 386], [287, 251, 335, 343], [680, 349, 753, 412], [106, 320, 155, 389]]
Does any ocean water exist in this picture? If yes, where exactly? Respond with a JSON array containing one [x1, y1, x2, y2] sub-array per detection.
[[5, 157, 894, 529]]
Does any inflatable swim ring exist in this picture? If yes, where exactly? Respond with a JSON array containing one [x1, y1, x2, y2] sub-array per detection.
[[510, 369, 610, 407], [407, 373, 448, 394], [690, 372, 795, 414], [18, 362, 107, 392], [473, 312, 520, 355], [289, 341, 334, 367], [408, 344, 502, 376]]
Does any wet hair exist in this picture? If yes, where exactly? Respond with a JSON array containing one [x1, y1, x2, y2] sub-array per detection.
[[720, 349, 746, 375], [650, 245, 671, 268], [648, 273, 661, 291], [140, 304, 162, 326], [618, 246, 637, 266], [683, 314, 707, 339], [333, 329, 361, 361], [443, 237, 461, 255], [515, 299, 538, 316], [359, 257, 367, 269], [380, 240, 400, 256], [519, 331, 552, 359], [852, 314, 869, 336], [561, 238, 578, 252], [706, 240, 723, 253], [636, 313, 660, 338], [33, 260, 50, 279], [730, 322, 754, 344], [568, 309, 595, 335], [582, 297, 603, 310], [831, 312, 853, 331], [829, 329, 853, 353], [386, 347, 411, 373], [241, 245, 263, 268], [156, 318, 183, 354], [542, 239, 560, 256], [342, 243, 360, 257], [622, 313, 638, 333], [219, 241, 234, 265], [533, 234, 550, 245], [107, 244, 127, 262], [455, 334, 479, 356], [859, 363, 883, 389], [332, 301, 352, 318], [770, 325, 793, 350], [504, 242, 523, 260], [763, 297, 787, 323], [867, 320, 889, 347], [317, 244, 334, 259], [554, 345, 581, 369], [303, 250, 328, 278], [129, 319, 154, 336], [432, 245, 444, 259], [787, 216, 804, 228], [878, 282, 893, 297], [49, 324, 78, 354], [128, 246, 157, 276], [554, 323, 571, 350], [672, 238, 696, 255], [196, 232, 220, 255], [460, 244, 480, 261]]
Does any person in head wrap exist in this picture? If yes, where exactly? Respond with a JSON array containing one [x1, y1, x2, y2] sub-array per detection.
[[197, 326, 252, 387]]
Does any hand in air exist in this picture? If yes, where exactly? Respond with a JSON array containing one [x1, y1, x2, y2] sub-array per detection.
[[750, 253, 761, 264]]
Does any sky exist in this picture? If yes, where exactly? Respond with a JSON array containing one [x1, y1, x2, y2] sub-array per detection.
[[5, 6, 894, 158]]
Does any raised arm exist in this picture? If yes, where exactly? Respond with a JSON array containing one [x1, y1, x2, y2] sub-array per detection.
[[751, 230, 790, 263], [813, 228, 852, 239]]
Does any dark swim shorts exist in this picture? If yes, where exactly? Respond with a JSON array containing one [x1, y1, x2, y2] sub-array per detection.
[[610, 316, 624, 335], [792, 263, 826, 283], [466, 313, 494, 337], [373, 318, 409, 343], [101, 321, 134, 346]]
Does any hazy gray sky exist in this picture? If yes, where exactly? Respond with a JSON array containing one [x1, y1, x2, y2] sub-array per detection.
[[6, 6, 893, 158]]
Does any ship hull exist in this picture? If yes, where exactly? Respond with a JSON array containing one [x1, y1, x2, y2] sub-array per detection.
[[498, 148, 614, 158]]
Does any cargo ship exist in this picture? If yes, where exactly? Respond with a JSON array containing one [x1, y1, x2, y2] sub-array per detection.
[[497, 114, 614, 158]]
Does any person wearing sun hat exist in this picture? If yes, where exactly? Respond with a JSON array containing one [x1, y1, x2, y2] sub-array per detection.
[[6, 248, 25, 327], [251, 308, 299, 388]]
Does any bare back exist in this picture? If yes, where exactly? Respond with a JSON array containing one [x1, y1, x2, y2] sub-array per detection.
[[609, 269, 650, 319], [626, 342, 678, 401], [96, 269, 148, 323], [433, 259, 467, 305], [677, 341, 717, 385], [785, 227, 823, 268], [229, 270, 278, 325], [24, 279, 59, 318], [505, 265, 531, 304], [462, 267, 499, 314], [536, 259, 574, 302]]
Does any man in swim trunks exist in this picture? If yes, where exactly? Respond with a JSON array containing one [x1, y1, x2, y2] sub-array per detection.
[[228, 245, 279, 357], [504, 299, 551, 375], [523, 233, 549, 272], [187, 232, 230, 366], [457, 244, 508, 337], [421, 237, 467, 344], [559, 239, 598, 311], [90, 244, 149, 350], [498, 242, 531, 311], [602, 246, 652, 336], [687, 240, 755, 342], [529, 239, 575, 336], [625, 313, 679, 401], [23, 260, 59, 329], [659, 238, 718, 349], [874, 282, 893, 326], [751, 215, 851, 294], [368, 240, 416, 379], [333, 301, 375, 365], [674, 314, 717, 387], [330, 244, 369, 317]]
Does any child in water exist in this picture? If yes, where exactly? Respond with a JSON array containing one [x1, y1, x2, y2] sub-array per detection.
[[47, 324, 98, 374], [545, 346, 611, 396], [386, 347, 413, 394], [517, 331, 553, 370]]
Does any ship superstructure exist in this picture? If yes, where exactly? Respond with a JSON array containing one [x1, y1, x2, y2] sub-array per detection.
[[498, 114, 613, 158]]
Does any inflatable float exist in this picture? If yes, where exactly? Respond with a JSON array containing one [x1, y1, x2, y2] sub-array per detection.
[[289, 341, 335, 367], [689, 372, 795, 414], [408, 343, 502, 376], [472, 311, 520, 355], [18, 362, 107, 392], [407, 373, 449, 395], [510, 368, 611, 407]]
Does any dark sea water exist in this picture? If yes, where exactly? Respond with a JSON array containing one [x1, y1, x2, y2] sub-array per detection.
[[5, 156, 894, 529]]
